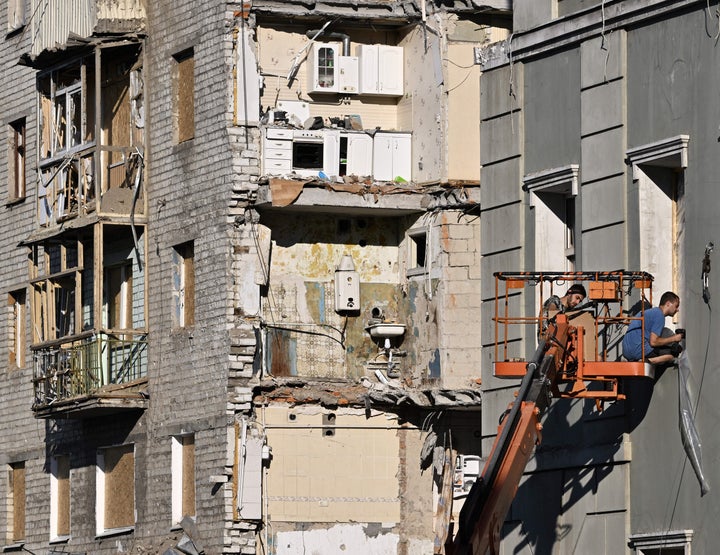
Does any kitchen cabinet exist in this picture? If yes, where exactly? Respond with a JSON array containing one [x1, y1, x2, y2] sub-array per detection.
[[307, 43, 358, 94], [262, 128, 292, 174], [341, 133, 373, 177], [357, 45, 403, 96], [373, 132, 411, 182]]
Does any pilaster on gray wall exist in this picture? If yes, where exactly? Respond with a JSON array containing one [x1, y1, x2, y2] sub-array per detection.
[[479, 62, 526, 455], [580, 31, 628, 269], [514, 0, 556, 33]]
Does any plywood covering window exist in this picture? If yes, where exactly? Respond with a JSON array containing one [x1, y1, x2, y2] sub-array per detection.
[[8, 289, 25, 368], [50, 455, 70, 539], [8, 118, 25, 201], [96, 444, 135, 534], [172, 242, 195, 327], [174, 49, 195, 143], [8, 462, 25, 543], [171, 434, 196, 524]]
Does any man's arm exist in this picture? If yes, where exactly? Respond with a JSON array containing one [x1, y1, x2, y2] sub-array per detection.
[[649, 331, 684, 347]]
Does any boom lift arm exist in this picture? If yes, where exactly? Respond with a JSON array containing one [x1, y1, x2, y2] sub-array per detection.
[[449, 271, 656, 555]]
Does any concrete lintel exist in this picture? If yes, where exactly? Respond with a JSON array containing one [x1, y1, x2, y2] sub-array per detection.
[[626, 134, 690, 180], [523, 164, 579, 206], [480, 0, 701, 71]]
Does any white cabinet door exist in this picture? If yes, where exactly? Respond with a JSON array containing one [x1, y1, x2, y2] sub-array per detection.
[[372, 133, 411, 182], [378, 46, 403, 96], [357, 44, 403, 96], [323, 130, 341, 177], [357, 45, 379, 94], [346, 134, 373, 177]]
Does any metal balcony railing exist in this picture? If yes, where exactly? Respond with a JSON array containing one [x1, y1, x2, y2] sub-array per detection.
[[32, 332, 148, 409]]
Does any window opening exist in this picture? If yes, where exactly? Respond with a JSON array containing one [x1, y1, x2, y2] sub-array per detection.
[[8, 461, 26, 543], [103, 263, 132, 331], [172, 435, 196, 524], [407, 228, 427, 277], [50, 455, 70, 540], [174, 49, 195, 143], [9, 289, 26, 368], [8, 118, 25, 201], [96, 444, 135, 534], [172, 242, 195, 327]]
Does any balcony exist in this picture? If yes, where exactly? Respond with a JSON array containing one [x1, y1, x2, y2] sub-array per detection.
[[32, 331, 148, 418]]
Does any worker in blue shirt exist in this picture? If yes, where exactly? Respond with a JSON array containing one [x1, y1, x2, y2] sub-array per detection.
[[622, 291, 685, 364]]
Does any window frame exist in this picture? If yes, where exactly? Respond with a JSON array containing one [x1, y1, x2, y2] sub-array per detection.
[[8, 288, 26, 368], [7, 461, 26, 545], [173, 49, 195, 144], [95, 444, 135, 537], [8, 118, 26, 203], [172, 241, 195, 328], [50, 454, 71, 541], [406, 227, 427, 278], [171, 434, 196, 526]]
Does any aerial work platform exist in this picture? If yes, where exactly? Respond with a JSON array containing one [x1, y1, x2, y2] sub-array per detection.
[[492, 271, 656, 404]]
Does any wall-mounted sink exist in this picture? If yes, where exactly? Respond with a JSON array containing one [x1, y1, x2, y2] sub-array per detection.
[[366, 323, 406, 338]]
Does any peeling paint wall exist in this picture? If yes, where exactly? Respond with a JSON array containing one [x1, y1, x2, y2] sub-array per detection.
[[275, 523, 400, 555]]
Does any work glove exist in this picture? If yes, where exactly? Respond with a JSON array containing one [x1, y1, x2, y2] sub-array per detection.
[[670, 342, 684, 357], [676, 328, 686, 340]]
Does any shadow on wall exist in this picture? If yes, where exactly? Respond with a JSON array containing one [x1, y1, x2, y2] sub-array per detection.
[[500, 370, 662, 551]]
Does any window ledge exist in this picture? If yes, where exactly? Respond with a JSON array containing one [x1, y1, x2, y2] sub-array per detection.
[[406, 267, 427, 278], [95, 526, 134, 539], [49, 535, 70, 545], [5, 196, 26, 207], [2, 542, 24, 552]]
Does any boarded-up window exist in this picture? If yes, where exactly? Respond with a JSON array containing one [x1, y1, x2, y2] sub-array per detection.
[[51, 455, 70, 538], [172, 242, 195, 327], [174, 50, 194, 143], [8, 118, 25, 201], [9, 462, 25, 542], [8, 289, 25, 368], [172, 434, 196, 523], [97, 444, 135, 532]]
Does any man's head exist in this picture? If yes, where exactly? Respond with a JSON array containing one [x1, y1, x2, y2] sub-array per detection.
[[564, 284, 587, 309], [659, 291, 680, 316]]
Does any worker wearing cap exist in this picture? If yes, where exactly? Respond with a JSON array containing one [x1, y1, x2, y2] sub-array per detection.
[[622, 291, 685, 364]]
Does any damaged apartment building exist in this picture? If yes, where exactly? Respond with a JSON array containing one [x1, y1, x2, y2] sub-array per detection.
[[4, 0, 720, 554], [0, 0, 513, 554]]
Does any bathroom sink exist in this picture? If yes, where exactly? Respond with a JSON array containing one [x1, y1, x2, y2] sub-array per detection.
[[366, 323, 406, 338]]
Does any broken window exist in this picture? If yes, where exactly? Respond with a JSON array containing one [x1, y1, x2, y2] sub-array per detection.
[[96, 444, 135, 534], [30, 241, 84, 344], [407, 227, 427, 277], [37, 44, 144, 226], [8, 289, 26, 368], [172, 241, 195, 327], [173, 49, 195, 143], [8, 118, 25, 202], [50, 455, 70, 540], [8, 461, 25, 544], [171, 434, 196, 524]]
